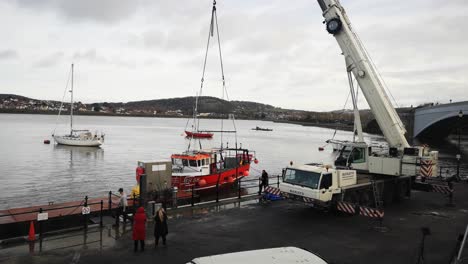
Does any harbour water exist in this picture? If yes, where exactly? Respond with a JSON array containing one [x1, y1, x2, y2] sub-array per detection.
[[0, 113, 465, 210]]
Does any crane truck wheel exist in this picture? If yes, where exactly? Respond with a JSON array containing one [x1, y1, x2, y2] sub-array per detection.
[[358, 191, 371, 207], [394, 180, 409, 203], [382, 181, 396, 206]]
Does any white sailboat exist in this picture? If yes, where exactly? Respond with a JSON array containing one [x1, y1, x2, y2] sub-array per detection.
[[52, 64, 104, 147]]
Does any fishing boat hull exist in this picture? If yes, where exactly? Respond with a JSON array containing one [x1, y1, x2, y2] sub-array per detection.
[[53, 135, 103, 147], [172, 163, 250, 191], [185, 131, 214, 138]]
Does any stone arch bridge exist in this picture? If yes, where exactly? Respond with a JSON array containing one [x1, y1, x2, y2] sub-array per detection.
[[413, 101, 468, 139], [364, 101, 468, 140]]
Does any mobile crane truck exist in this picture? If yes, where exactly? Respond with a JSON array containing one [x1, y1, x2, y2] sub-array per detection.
[[275, 0, 453, 217]]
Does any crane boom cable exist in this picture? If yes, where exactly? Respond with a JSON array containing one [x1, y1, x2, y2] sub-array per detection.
[[189, 3, 216, 152], [353, 29, 403, 129], [213, 2, 227, 148]]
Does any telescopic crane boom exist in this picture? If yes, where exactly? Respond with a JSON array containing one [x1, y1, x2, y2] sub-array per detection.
[[317, 0, 409, 149]]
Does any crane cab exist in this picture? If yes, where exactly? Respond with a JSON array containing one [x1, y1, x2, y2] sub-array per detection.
[[279, 164, 356, 204]]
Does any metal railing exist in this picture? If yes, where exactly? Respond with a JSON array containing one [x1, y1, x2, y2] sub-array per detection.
[[0, 175, 283, 240]]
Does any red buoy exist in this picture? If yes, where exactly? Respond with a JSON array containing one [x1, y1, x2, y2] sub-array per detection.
[[243, 170, 250, 177], [318, 147, 324, 151], [254, 159, 259, 164], [43, 140, 50, 144]]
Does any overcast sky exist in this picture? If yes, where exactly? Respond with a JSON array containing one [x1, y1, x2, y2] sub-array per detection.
[[0, 0, 467, 111]]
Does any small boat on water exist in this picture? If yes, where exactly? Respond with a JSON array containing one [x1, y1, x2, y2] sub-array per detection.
[[252, 126, 273, 131], [52, 64, 104, 147], [185, 131, 213, 139]]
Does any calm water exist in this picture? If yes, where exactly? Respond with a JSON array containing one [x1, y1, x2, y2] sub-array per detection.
[[0, 113, 465, 209]]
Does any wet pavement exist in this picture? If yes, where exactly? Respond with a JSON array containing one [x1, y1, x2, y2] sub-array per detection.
[[1, 183, 468, 264]]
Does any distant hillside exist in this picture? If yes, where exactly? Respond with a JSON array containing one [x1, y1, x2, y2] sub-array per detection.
[[0, 93, 418, 135]]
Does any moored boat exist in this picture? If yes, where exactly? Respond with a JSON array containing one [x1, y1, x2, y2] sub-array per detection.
[[171, 148, 252, 191], [52, 64, 104, 147], [252, 126, 273, 131], [185, 131, 214, 139]]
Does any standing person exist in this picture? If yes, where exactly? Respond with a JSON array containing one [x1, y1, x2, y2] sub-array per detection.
[[132, 207, 147, 252], [154, 207, 168, 247], [258, 170, 269, 195], [117, 188, 128, 225]]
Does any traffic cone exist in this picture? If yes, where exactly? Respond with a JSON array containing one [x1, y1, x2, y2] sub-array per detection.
[[28, 221, 35, 241]]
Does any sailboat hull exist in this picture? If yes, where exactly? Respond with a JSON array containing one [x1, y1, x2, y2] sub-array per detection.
[[185, 131, 214, 138], [53, 135, 103, 147]]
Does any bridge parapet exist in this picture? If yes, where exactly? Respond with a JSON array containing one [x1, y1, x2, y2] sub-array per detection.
[[414, 101, 468, 138]]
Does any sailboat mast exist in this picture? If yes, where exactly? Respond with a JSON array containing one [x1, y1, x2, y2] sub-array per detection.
[[70, 63, 74, 135]]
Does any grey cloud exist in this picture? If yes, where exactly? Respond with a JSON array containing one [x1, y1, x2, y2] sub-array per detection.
[[73, 49, 136, 69], [73, 49, 108, 64], [14, 0, 142, 23], [34, 52, 64, 68], [143, 30, 166, 49], [0, 49, 18, 60]]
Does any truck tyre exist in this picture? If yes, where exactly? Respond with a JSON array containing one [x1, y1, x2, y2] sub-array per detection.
[[344, 190, 359, 204], [395, 179, 409, 203], [383, 181, 395, 206], [358, 190, 371, 207]]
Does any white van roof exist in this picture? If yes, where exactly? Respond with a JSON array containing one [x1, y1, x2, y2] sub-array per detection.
[[188, 247, 328, 264]]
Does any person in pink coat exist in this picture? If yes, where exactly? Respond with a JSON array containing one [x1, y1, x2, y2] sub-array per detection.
[[132, 207, 147, 252]]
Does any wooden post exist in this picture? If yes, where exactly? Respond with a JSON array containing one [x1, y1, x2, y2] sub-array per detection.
[[108, 191, 112, 215], [84, 196, 88, 230], [100, 200, 103, 228], [238, 178, 242, 199], [191, 185, 195, 207]]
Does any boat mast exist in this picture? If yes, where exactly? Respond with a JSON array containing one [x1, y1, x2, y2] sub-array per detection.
[[70, 63, 74, 135]]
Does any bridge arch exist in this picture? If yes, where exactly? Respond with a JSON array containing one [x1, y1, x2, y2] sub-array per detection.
[[414, 102, 468, 138]]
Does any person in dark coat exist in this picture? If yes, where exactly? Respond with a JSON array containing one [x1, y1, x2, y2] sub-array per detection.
[[154, 207, 168, 246], [258, 170, 269, 194], [132, 207, 147, 252]]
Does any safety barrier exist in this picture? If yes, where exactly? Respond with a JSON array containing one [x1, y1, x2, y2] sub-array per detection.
[[430, 184, 453, 195], [420, 160, 433, 177], [264, 186, 282, 196], [336, 201, 356, 215], [336, 201, 384, 220], [359, 205, 384, 219]]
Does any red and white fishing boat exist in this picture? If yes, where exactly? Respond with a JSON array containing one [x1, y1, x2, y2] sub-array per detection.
[[171, 148, 253, 190]]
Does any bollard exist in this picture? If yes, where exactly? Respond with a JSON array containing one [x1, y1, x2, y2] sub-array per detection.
[[439, 166, 443, 178], [84, 196, 88, 230], [191, 185, 195, 207], [277, 175, 280, 188], [172, 187, 178, 208], [108, 191, 112, 215], [39, 208, 43, 240], [238, 178, 242, 199], [100, 200, 103, 228], [216, 173, 221, 203], [258, 178, 261, 195], [446, 181, 455, 207]]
